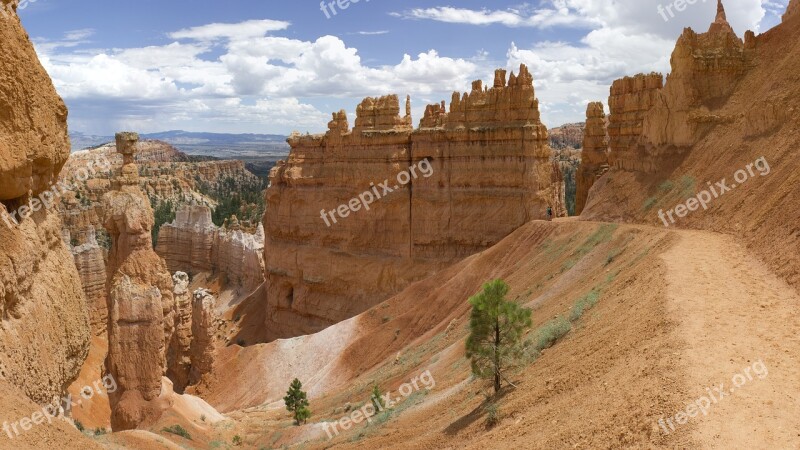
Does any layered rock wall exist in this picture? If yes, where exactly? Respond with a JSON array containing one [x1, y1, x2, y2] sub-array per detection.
[[607, 74, 664, 172], [575, 102, 609, 215], [156, 205, 265, 292], [264, 65, 563, 339], [0, 0, 91, 404]]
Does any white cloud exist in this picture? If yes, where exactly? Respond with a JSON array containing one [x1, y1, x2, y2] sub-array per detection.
[[169, 19, 291, 41], [393, 4, 601, 28], [36, 20, 479, 134], [35, 0, 790, 134]]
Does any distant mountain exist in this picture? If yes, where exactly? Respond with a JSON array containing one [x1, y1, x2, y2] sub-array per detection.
[[141, 130, 288, 145], [70, 130, 288, 151]]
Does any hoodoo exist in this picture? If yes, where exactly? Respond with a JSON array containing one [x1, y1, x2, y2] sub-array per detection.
[[103, 132, 176, 430]]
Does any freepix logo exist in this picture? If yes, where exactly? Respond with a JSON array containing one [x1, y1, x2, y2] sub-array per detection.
[[319, 0, 371, 19]]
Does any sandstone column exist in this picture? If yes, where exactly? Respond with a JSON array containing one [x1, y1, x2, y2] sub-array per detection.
[[103, 132, 176, 430], [575, 102, 609, 215]]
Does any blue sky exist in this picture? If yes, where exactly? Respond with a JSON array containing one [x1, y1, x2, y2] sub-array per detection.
[[18, 0, 790, 136]]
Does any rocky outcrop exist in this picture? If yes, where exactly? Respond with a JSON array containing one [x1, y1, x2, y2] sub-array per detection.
[[189, 289, 217, 386], [640, 0, 748, 152], [167, 272, 193, 393], [156, 205, 266, 292], [103, 133, 176, 431], [549, 123, 585, 150], [607, 73, 664, 172], [68, 228, 109, 335], [264, 65, 564, 340], [0, 0, 91, 405], [785, 0, 800, 21], [606, 1, 752, 174], [575, 103, 609, 215]]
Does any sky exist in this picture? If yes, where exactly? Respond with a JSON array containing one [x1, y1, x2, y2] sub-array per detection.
[[17, 0, 790, 136]]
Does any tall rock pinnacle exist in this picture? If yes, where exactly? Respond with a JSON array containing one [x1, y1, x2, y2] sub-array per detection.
[[716, 0, 727, 23], [709, 0, 733, 33]]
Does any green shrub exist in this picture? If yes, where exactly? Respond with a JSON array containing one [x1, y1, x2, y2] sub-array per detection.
[[659, 180, 674, 192], [232, 434, 243, 446], [74, 420, 84, 432], [93, 427, 107, 436], [162, 424, 191, 440], [569, 289, 602, 322], [531, 317, 571, 353], [642, 196, 658, 211]]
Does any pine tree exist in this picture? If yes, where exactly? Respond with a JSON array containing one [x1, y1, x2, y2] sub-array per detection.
[[283, 378, 311, 425], [466, 279, 532, 395]]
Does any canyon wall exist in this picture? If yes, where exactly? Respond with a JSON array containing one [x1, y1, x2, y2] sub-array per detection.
[[156, 205, 265, 292], [0, 0, 91, 406], [264, 65, 564, 340], [575, 102, 609, 215]]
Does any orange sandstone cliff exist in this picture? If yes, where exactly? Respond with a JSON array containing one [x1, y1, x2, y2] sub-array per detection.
[[263, 65, 564, 340], [0, 0, 91, 405]]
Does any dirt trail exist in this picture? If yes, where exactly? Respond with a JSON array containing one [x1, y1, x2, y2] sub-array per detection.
[[662, 230, 800, 448]]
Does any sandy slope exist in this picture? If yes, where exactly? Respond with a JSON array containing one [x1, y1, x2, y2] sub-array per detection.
[[188, 218, 798, 450]]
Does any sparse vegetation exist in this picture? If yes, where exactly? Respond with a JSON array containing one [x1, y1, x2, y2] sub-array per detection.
[[680, 175, 696, 195], [466, 279, 532, 394], [74, 420, 84, 432], [162, 424, 191, 440], [93, 427, 107, 436], [642, 196, 658, 211], [484, 402, 499, 427], [530, 316, 571, 354], [232, 434, 243, 446], [151, 198, 177, 247], [569, 289, 602, 322], [284, 378, 311, 425]]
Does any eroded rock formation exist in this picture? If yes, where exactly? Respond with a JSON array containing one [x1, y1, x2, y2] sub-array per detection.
[[640, 0, 750, 152], [607, 74, 664, 172], [156, 205, 265, 292], [59, 140, 262, 338], [103, 133, 176, 430], [549, 122, 585, 150], [785, 0, 800, 21], [0, 0, 91, 405], [264, 65, 564, 339], [167, 272, 193, 393], [189, 288, 218, 386], [575, 102, 609, 215]]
